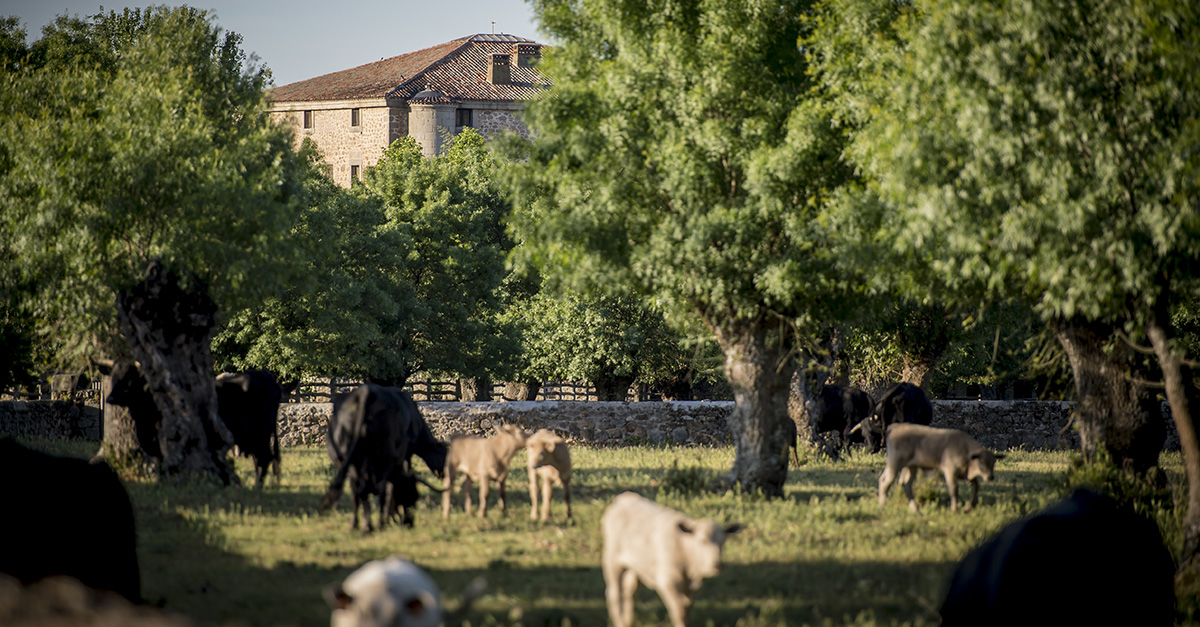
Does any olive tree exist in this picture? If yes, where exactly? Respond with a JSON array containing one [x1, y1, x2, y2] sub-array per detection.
[[818, 0, 1200, 564], [0, 8, 306, 481], [508, 0, 858, 494]]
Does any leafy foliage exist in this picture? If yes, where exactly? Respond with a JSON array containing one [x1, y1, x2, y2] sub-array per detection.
[[0, 7, 305, 366]]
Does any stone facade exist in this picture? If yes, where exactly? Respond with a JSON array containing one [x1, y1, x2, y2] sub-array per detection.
[[476, 107, 530, 140], [0, 401, 101, 442], [272, 100, 398, 187]]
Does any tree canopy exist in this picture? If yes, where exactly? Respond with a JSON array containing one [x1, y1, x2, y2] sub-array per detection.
[[0, 6, 305, 366]]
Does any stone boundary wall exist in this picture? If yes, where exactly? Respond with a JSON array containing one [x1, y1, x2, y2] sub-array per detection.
[[0, 401, 101, 442], [1, 399, 1178, 452]]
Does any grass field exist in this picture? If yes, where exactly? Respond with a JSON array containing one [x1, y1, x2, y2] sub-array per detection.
[[22, 438, 1199, 626]]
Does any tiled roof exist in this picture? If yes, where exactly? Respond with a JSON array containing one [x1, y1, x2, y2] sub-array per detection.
[[268, 34, 548, 104]]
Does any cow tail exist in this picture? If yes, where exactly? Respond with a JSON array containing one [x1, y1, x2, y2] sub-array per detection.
[[321, 456, 354, 510]]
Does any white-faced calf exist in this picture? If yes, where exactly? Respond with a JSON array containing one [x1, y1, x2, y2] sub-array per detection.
[[601, 492, 742, 627]]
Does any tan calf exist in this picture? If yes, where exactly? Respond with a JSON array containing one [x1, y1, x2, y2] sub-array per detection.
[[878, 423, 1003, 513], [442, 424, 528, 518], [525, 429, 572, 522], [601, 492, 742, 627]]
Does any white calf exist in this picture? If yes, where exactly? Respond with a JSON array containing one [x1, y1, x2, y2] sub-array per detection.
[[442, 424, 528, 518], [525, 429, 572, 522], [601, 492, 742, 627]]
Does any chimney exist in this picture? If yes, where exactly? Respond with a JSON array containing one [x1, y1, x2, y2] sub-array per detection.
[[515, 43, 541, 68], [488, 53, 511, 85]]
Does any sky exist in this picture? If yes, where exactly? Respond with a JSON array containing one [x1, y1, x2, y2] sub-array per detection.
[[4, 0, 544, 87]]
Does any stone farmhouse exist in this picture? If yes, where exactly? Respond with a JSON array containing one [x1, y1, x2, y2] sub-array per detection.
[[268, 34, 548, 188]]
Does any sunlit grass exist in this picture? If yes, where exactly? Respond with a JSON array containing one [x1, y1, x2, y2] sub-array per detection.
[[16, 438, 1196, 626]]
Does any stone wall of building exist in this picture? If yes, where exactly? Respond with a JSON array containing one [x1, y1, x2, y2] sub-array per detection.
[[270, 103, 392, 187], [476, 108, 529, 140]]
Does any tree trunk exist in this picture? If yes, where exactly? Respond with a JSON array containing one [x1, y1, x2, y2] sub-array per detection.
[[1054, 319, 1164, 473], [1147, 308, 1200, 570], [717, 322, 794, 497], [899, 359, 935, 389], [94, 373, 143, 468], [502, 381, 540, 401], [459, 377, 492, 402], [593, 375, 633, 402], [116, 260, 235, 484]]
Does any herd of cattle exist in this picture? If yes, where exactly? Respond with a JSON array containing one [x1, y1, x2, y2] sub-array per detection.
[[0, 368, 1180, 626]]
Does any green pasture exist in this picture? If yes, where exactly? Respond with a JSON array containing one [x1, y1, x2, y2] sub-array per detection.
[[23, 439, 1198, 626]]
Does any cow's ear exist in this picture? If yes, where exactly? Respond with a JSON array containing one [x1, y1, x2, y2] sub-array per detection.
[[724, 523, 744, 535], [322, 584, 354, 610], [677, 520, 695, 535]]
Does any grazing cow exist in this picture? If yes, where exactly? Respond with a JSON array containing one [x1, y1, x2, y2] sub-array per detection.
[[442, 424, 528, 518], [325, 556, 486, 627], [857, 382, 933, 452], [878, 423, 1003, 513], [0, 438, 141, 603], [601, 492, 742, 627], [525, 429, 572, 522], [322, 383, 445, 531], [940, 489, 1175, 627], [809, 385, 874, 459], [215, 370, 283, 487]]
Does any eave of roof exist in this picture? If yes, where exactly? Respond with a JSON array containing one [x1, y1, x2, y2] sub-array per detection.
[[267, 34, 548, 105]]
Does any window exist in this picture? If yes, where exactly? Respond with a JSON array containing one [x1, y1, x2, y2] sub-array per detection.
[[350, 108, 361, 128], [456, 108, 473, 128], [302, 110, 313, 129], [350, 165, 360, 182]]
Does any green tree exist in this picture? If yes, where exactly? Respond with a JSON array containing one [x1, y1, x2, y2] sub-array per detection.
[[509, 290, 691, 400], [508, 0, 858, 494], [820, 0, 1200, 565], [213, 141, 415, 386], [363, 130, 519, 386], [0, 7, 306, 482]]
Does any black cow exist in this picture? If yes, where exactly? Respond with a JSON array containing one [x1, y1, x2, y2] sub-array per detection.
[[215, 370, 283, 487], [321, 383, 447, 531], [0, 438, 141, 603], [856, 382, 933, 452], [940, 488, 1175, 626], [809, 384, 874, 460], [105, 359, 163, 463]]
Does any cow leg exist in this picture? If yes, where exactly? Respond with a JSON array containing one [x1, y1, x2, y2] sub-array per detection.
[[967, 477, 980, 511], [943, 468, 959, 512], [254, 458, 267, 488], [442, 469, 455, 519], [619, 569, 639, 627], [477, 478, 490, 518], [878, 465, 896, 506], [498, 476, 507, 515], [603, 564, 628, 627], [901, 467, 920, 513], [660, 584, 693, 627], [563, 476, 572, 519], [541, 475, 553, 521], [463, 477, 475, 515], [529, 466, 540, 521]]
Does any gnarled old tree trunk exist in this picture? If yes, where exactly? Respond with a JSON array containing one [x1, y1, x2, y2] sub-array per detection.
[[459, 377, 492, 402], [95, 373, 142, 466], [1054, 318, 1165, 474], [1148, 306, 1200, 570], [717, 321, 794, 497], [593, 375, 634, 402], [116, 260, 235, 484]]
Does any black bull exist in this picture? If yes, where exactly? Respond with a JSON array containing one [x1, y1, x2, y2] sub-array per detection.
[[320, 383, 447, 531]]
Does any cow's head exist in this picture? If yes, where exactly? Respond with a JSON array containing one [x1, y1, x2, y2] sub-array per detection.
[[677, 518, 743, 579], [327, 557, 441, 627], [967, 449, 1003, 483]]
